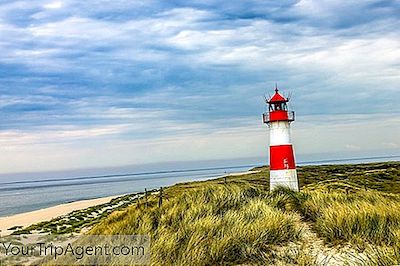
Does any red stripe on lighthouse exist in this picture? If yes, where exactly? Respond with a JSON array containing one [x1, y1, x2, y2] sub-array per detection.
[[269, 110, 288, 122], [269, 145, 296, 170]]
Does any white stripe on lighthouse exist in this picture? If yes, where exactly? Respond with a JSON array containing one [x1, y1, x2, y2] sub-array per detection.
[[269, 121, 291, 145], [270, 169, 298, 191]]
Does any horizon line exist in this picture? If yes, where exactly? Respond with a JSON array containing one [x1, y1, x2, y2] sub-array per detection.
[[0, 155, 399, 187]]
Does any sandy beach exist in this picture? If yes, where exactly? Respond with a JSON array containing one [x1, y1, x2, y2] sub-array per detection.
[[0, 194, 125, 236], [227, 170, 260, 176]]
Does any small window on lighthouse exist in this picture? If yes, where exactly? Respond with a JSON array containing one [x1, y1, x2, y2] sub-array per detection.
[[273, 103, 287, 111]]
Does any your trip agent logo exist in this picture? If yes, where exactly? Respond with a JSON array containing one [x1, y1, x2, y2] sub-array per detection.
[[0, 234, 150, 265]]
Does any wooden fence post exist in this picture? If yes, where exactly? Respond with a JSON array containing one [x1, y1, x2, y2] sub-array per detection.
[[159, 187, 163, 207], [224, 176, 227, 184], [145, 188, 148, 208]]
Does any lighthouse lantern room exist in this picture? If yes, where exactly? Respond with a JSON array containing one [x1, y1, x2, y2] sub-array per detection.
[[263, 87, 299, 191]]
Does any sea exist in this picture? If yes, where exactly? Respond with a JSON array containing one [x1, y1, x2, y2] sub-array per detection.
[[0, 155, 399, 217]]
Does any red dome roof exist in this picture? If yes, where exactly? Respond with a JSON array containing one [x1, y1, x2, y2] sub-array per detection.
[[268, 88, 288, 103]]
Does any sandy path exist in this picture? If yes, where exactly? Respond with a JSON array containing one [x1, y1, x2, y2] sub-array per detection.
[[298, 220, 368, 265]]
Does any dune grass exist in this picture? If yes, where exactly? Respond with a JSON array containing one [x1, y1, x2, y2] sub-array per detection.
[[12, 162, 400, 265], [363, 244, 400, 266], [89, 183, 400, 265], [90, 184, 303, 265], [297, 190, 400, 247], [85, 162, 400, 265], [267, 186, 400, 265]]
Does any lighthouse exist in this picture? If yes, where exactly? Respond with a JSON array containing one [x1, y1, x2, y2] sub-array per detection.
[[263, 87, 299, 191]]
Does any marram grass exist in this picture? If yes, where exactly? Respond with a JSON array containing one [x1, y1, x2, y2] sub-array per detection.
[[299, 190, 400, 247], [87, 182, 400, 265], [14, 162, 400, 265], [90, 184, 303, 265], [83, 162, 400, 265]]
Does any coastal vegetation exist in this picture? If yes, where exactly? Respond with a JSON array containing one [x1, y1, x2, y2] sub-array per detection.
[[88, 161, 400, 265], [92, 184, 303, 265], [8, 161, 400, 265], [10, 190, 157, 235]]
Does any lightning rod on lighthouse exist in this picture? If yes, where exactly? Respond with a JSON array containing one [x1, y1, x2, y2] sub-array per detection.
[[263, 86, 299, 191]]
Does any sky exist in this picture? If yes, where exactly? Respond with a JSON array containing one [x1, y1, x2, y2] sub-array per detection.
[[0, 0, 399, 174]]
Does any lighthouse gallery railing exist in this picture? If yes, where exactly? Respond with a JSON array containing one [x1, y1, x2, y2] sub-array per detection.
[[263, 111, 295, 124]]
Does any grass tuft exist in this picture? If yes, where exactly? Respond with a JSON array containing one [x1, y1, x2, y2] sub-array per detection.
[[90, 184, 303, 265], [299, 189, 400, 247]]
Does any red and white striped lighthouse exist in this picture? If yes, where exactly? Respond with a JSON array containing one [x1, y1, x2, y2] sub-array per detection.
[[263, 87, 298, 191]]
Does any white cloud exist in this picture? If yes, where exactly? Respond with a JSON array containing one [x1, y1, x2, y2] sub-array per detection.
[[0, 1, 399, 173], [43, 1, 63, 9]]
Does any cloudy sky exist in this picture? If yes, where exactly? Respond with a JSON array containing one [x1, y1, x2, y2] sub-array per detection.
[[0, 0, 399, 174]]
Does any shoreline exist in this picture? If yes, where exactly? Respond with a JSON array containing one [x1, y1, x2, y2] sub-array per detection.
[[0, 194, 126, 236], [0, 170, 259, 236]]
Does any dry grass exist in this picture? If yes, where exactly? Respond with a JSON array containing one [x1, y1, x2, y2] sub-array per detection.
[[298, 190, 400, 247], [90, 184, 303, 265], [37, 162, 400, 265], [87, 168, 400, 265]]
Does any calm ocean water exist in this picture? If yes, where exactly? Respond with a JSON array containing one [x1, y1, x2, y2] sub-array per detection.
[[0, 155, 399, 217]]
